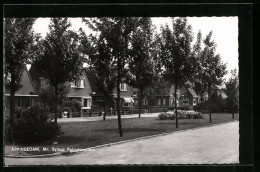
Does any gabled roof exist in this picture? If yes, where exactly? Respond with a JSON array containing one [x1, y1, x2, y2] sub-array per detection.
[[85, 69, 103, 93], [5, 67, 37, 95], [188, 88, 198, 98]]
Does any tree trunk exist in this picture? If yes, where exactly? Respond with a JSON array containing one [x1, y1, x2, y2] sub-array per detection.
[[138, 88, 142, 118], [232, 103, 234, 119], [9, 72, 16, 144], [103, 111, 106, 120], [54, 85, 58, 123], [208, 87, 212, 123], [117, 62, 123, 137], [174, 85, 178, 128], [103, 99, 105, 120]]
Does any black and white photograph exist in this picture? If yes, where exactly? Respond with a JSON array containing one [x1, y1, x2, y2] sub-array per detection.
[[4, 14, 240, 165]]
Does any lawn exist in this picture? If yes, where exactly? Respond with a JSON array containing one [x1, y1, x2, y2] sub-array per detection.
[[5, 113, 238, 156]]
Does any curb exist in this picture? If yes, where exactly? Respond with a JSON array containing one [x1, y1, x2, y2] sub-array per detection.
[[5, 120, 238, 158], [5, 152, 61, 158]]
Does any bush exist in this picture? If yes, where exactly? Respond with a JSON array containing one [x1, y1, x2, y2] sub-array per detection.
[[12, 105, 60, 144], [63, 99, 82, 112], [158, 110, 204, 120], [15, 107, 26, 119]]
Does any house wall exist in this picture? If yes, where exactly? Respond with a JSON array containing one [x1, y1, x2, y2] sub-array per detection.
[[67, 72, 92, 98], [112, 83, 134, 97]]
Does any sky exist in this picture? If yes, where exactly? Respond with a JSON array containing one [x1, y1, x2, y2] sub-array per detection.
[[32, 17, 238, 80]]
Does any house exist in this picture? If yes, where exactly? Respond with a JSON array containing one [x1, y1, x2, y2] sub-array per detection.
[[202, 85, 227, 101], [86, 70, 135, 110], [145, 84, 198, 108], [35, 70, 93, 112], [178, 87, 199, 107], [4, 67, 38, 117], [212, 85, 227, 99]]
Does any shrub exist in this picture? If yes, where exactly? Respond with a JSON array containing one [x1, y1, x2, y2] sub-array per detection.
[[158, 113, 168, 120], [63, 99, 82, 112], [15, 107, 26, 119], [12, 105, 60, 144], [158, 110, 204, 120]]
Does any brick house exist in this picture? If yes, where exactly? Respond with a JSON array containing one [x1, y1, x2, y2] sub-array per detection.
[[36, 70, 93, 112], [148, 85, 198, 108], [202, 85, 227, 101], [4, 67, 38, 117], [86, 71, 135, 110]]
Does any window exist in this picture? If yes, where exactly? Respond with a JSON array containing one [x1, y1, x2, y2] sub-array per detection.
[[158, 99, 161, 105], [83, 99, 91, 107], [40, 78, 49, 87], [120, 83, 127, 91], [123, 102, 130, 107], [162, 98, 166, 105], [96, 97, 104, 102], [193, 100, 196, 105], [71, 79, 85, 88], [170, 99, 174, 105], [16, 97, 22, 108], [183, 100, 189, 104]]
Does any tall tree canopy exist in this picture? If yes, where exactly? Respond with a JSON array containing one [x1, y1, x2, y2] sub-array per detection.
[[160, 18, 195, 128], [127, 17, 155, 117], [33, 18, 84, 123], [192, 30, 208, 102], [84, 17, 142, 136], [199, 31, 227, 122], [79, 25, 117, 120], [5, 18, 36, 131], [225, 69, 239, 119]]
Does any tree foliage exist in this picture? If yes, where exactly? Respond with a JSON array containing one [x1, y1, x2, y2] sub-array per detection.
[[4, 18, 37, 134], [159, 18, 195, 128], [192, 30, 207, 102], [198, 31, 227, 122], [224, 69, 239, 117], [33, 18, 85, 123], [79, 24, 117, 113], [127, 17, 155, 117], [84, 17, 144, 136]]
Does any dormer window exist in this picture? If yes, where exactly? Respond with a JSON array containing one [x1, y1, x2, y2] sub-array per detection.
[[120, 83, 127, 91], [71, 78, 85, 88], [40, 78, 49, 87]]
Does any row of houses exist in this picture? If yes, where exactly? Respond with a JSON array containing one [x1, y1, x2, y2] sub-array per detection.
[[4, 67, 226, 115]]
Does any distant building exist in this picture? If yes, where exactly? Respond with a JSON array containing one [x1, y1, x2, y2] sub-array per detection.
[[202, 85, 227, 101]]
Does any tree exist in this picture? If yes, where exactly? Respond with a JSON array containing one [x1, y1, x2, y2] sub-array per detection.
[[85, 17, 141, 137], [225, 69, 239, 119], [127, 17, 155, 117], [160, 18, 195, 128], [33, 18, 84, 123], [79, 28, 117, 120], [4, 18, 36, 142], [192, 30, 208, 103], [199, 31, 227, 122]]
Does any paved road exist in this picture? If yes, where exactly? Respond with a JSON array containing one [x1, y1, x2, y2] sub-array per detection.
[[5, 121, 239, 166]]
